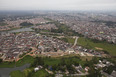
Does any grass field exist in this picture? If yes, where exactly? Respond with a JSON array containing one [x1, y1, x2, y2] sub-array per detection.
[[77, 37, 116, 56]]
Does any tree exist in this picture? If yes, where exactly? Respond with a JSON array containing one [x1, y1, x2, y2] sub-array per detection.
[[20, 22, 33, 27], [0, 59, 2, 63], [30, 57, 44, 67], [103, 65, 116, 75], [87, 68, 102, 77]]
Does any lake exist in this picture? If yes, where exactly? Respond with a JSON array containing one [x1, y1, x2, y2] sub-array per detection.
[[0, 26, 34, 34], [9, 27, 34, 33]]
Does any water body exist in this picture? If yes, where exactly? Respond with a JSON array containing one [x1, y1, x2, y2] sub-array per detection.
[[0, 26, 34, 34], [0, 64, 30, 77], [9, 27, 34, 33]]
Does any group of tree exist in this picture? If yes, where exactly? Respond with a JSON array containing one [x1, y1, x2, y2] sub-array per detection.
[[20, 22, 33, 27], [30, 57, 44, 67]]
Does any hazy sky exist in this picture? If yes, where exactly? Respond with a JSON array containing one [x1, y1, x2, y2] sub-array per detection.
[[0, 0, 116, 11]]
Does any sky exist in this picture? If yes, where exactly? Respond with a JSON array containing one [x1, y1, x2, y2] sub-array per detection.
[[0, 0, 116, 11]]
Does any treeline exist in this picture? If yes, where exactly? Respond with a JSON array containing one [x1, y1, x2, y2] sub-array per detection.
[[30, 56, 81, 73], [20, 22, 33, 27], [48, 20, 83, 36], [29, 56, 104, 77]]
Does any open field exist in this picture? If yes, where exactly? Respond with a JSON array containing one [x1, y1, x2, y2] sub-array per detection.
[[77, 37, 116, 56]]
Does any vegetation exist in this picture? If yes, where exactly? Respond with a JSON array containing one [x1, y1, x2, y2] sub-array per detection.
[[10, 69, 50, 77], [103, 65, 116, 75], [58, 37, 75, 44], [16, 55, 34, 67], [0, 59, 3, 63], [87, 68, 102, 77], [10, 70, 25, 77], [0, 55, 34, 68], [39, 18, 83, 36], [0, 61, 15, 68], [51, 22, 83, 36], [28, 69, 50, 77], [9, 56, 102, 77], [77, 37, 116, 56], [20, 22, 33, 27]]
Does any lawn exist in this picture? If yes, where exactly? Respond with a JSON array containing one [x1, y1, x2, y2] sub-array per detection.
[[77, 37, 116, 56]]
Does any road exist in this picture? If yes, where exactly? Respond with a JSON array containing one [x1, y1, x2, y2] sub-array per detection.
[[72, 36, 79, 48]]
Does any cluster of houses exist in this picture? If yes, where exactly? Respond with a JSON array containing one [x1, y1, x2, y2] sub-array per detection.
[[0, 32, 40, 61], [34, 24, 58, 31], [37, 36, 71, 53], [46, 12, 116, 44], [0, 16, 48, 31]]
